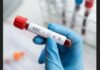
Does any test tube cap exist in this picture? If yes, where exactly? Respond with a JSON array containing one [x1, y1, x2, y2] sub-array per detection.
[[85, 0, 94, 8], [14, 16, 28, 29], [75, 0, 83, 5], [14, 52, 25, 61]]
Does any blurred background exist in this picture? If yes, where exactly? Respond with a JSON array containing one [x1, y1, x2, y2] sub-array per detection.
[[3, 0, 96, 70]]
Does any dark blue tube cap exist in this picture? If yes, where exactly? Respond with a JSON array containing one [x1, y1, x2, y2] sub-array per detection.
[[75, 0, 83, 5]]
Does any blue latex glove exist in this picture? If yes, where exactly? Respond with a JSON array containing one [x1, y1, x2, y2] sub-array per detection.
[[33, 23, 83, 70]]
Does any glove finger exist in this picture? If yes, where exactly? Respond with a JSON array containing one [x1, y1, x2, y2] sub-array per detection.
[[45, 38, 64, 70], [33, 35, 46, 45], [38, 48, 45, 64], [48, 23, 82, 45]]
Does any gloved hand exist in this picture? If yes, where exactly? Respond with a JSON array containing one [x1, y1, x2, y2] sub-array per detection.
[[33, 23, 83, 70]]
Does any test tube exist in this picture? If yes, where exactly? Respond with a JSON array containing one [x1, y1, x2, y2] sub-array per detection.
[[4, 51, 25, 63], [71, 0, 83, 28], [13, 16, 72, 47], [62, 0, 67, 25], [81, 0, 94, 35], [75, 0, 83, 11]]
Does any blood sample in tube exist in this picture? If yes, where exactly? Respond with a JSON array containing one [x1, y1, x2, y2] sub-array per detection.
[[13, 16, 72, 47], [82, 0, 94, 35]]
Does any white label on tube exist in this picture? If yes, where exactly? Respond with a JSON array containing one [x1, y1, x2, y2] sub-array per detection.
[[27, 21, 67, 45]]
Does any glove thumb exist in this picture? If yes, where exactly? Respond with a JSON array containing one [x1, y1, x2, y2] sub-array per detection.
[[38, 48, 45, 64], [45, 37, 64, 70]]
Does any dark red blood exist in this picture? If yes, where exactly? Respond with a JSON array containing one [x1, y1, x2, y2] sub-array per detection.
[[64, 39, 71, 47]]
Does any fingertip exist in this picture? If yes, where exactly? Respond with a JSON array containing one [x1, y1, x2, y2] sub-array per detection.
[[48, 23, 53, 29], [38, 49, 45, 64], [38, 59, 44, 64], [33, 36, 45, 45], [48, 23, 56, 30]]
